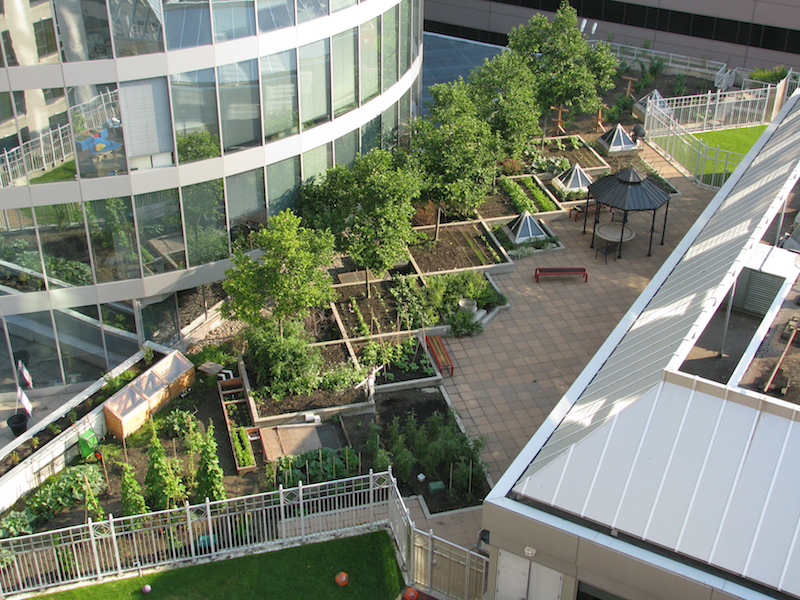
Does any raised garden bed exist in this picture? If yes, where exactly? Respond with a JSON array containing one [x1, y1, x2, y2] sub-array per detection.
[[537, 135, 610, 176], [335, 280, 405, 340], [410, 222, 510, 274]]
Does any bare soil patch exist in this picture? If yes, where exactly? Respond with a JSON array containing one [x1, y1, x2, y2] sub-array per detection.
[[410, 223, 504, 273]]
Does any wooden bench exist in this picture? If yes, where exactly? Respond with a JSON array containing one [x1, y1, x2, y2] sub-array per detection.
[[569, 201, 610, 222], [426, 334, 454, 377], [535, 267, 587, 283]]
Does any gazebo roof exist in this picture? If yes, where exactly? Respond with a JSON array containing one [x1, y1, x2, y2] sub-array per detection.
[[589, 167, 670, 211], [557, 163, 593, 191]]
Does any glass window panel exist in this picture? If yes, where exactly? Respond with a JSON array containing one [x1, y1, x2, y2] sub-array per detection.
[[411, 0, 419, 61], [331, 0, 355, 14], [257, 0, 293, 32], [54, 0, 113, 61], [108, 0, 164, 56], [296, 0, 327, 24], [7, 311, 64, 387], [0, 0, 59, 66], [603, 1, 624, 24], [16, 88, 72, 185], [181, 178, 228, 266], [299, 39, 330, 130], [134, 189, 186, 275], [623, 4, 646, 27], [54, 304, 106, 384], [261, 49, 298, 141], [119, 78, 174, 168], [212, 0, 255, 42], [101, 300, 140, 365], [86, 197, 140, 282], [334, 129, 358, 167], [302, 143, 331, 183], [70, 84, 127, 179], [176, 284, 223, 328], [165, 0, 212, 49], [141, 294, 179, 345], [667, 10, 691, 36], [749, 24, 764, 48], [398, 88, 410, 145], [332, 28, 358, 117], [0, 207, 44, 293], [760, 26, 787, 51], [714, 19, 738, 44], [34, 203, 94, 288], [218, 59, 261, 153], [399, 0, 410, 75], [266, 155, 300, 214], [360, 17, 380, 103], [171, 68, 221, 163], [382, 5, 398, 91], [227, 168, 266, 248], [0, 92, 25, 185], [0, 320, 16, 393], [360, 114, 380, 154], [381, 102, 396, 148]]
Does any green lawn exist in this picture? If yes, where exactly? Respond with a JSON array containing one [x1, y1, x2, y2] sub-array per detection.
[[695, 125, 767, 154], [35, 531, 405, 600], [29, 160, 77, 184]]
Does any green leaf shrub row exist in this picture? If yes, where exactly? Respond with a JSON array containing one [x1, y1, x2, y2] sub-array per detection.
[[232, 426, 255, 468], [521, 177, 558, 212], [499, 176, 537, 214]]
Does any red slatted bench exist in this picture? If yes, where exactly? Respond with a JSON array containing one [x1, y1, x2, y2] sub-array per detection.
[[535, 267, 588, 283], [426, 334, 453, 377]]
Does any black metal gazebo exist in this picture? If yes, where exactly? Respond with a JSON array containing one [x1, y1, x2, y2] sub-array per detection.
[[583, 167, 671, 257]]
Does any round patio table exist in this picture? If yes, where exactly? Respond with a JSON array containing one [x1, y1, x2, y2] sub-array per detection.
[[594, 222, 635, 259]]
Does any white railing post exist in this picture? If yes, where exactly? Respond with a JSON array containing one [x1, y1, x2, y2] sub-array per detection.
[[369, 469, 375, 524], [108, 514, 122, 575], [427, 529, 434, 590], [464, 550, 471, 599], [205, 497, 216, 557], [87, 517, 103, 580], [298, 480, 305, 542], [185, 501, 196, 561], [279, 484, 286, 543]]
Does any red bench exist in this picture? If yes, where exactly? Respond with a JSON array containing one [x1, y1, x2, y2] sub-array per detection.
[[426, 334, 453, 377], [535, 267, 587, 283]]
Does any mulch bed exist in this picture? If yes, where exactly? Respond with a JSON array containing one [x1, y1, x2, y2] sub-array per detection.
[[410, 223, 504, 273], [336, 280, 403, 339]]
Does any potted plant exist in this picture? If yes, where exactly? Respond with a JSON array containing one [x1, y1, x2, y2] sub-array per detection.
[[7, 411, 29, 437]]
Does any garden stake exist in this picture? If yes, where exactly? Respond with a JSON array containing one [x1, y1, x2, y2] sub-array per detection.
[[358, 452, 362, 474], [345, 450, 349, 472], [449, 463, 453, 492], [306, 460, 309, 482], [468, 460, 473, 494]]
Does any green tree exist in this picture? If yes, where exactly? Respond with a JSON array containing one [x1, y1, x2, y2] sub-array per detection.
[[508, 0, 616, 132], [120, 463, 148, 516], [144, 426, 186, 510], [195, 422, 227, 502], [468, 50, 541, 160], [220, 209, 335, 334], [176, 130, 221, 163], [412, 79, 497, 239], [301, 149, 421, 297]]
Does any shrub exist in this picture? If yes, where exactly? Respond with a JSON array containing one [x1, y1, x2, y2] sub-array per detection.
[[120, 463, 148, 517], [521, 177, 558, 212], [500, 158, 524, 175], [144, 426, 186, 510], [0, 510, 34, 539], [233, 426, 255, 468], [499, 176, 537, 214], [162, 408, 198, 439], [749, 65, 788, 84], [448, 309, 483, 337], [27, 464, 106, 522], [671, 73, 687, 96]]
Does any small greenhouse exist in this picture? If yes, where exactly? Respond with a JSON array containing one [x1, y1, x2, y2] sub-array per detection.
[[595, 123, 638, 154], [553, 163, 593, 196], [503, 211, 549, 244], [103, 350, 195, 439]]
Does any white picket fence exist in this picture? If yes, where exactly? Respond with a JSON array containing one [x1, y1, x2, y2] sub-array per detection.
[[0, 470, 489, 599]]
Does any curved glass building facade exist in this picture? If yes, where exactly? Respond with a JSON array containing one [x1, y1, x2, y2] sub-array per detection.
[[0, 0, 422, 391]]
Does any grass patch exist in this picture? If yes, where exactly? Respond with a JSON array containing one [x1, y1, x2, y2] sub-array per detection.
[[695, 126, 767, 154], [35, 531, 404, 600], [29, 160, 77, 184]]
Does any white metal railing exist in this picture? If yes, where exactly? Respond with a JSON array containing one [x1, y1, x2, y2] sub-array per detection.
[[590, 40, 727, 80], [0, 471, 489, 600], [645, 102, 745, 189], [0, 122, 74, 188], [658, 88, 772, 133]]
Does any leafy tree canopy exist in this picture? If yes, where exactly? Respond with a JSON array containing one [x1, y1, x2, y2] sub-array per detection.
[[468, 50, 542, 160], [220, 209, 335, 328], [508, 0, 617, 116]]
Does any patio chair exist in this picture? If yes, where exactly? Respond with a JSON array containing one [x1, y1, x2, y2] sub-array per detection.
[[596, 240, 618, 264]]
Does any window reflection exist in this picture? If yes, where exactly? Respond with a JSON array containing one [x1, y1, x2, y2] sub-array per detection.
[[86, 197, 141, 282], [33, 203, 94, 288], [256, 0, 293, 32], [399, 0, 410, 75], [227, 168, 266, 248], [181, 178, 228, 266], [20, 88, 73, 185], [261, 49, 298, 141], [119, 78, 174, 170], [0, 319, 16, 393], [141, 293, 180, 345], [299, 40, 330, 130], [212, 0, 255, 42], [382, 102, 397, 148], [101, 301, 140, 367], [334, 129, 358, 167], [383, 6, 398, 91], [360, 17, 380, 104], [302, 143, 331, 183], [108, 0, 165, 56], [164, 0, 212, 49], [218, 59, 261, 153], [54, 0, 114, 62], [177, 283, 224, 328], [0, 0, 59, 66], [266, 156, 299, 214], [0, 207, 45, 293], [0, 91, 25, 186], [171, 68, 221, 163], [134, 189, 187, 275], [70, 84, 127, 178], [7, 310, 64, 387], [296, 0, 327, 24], [332, 28, 358, 117], [361, 114, 380, 154], [54, 304, 106, 384]]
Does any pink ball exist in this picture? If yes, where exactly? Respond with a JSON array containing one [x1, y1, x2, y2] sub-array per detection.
[[142, 584, 152, 594]]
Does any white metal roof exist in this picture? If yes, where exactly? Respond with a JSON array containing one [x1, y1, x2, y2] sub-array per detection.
[[496, 91, 800, 598]]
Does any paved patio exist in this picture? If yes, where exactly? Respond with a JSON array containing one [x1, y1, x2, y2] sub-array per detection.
[[409, 144, 717, 548]]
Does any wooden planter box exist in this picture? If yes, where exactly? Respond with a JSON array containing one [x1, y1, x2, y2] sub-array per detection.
[[219, 377, 258, 474]]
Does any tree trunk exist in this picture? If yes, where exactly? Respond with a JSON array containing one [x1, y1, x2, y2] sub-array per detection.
[[365, 267, 371, 299], [541, 115, 548, 149]]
